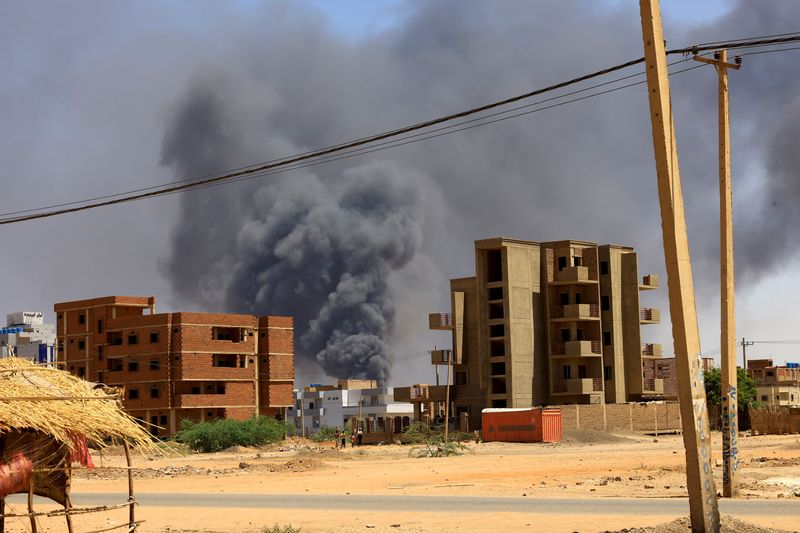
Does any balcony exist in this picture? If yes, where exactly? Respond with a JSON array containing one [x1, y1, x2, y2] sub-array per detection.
[[430, 349, 452, 365], [641, 343, 663, 358], [551, 340, 602, 357], [640, 308, 660, 324], [642, 378, 664, 394], [552, 266, 597, 285], [551, 304, 600, 322], [640, 274, 659, 290], [553, 378, 604, 394], [428, 313, 454, 330], [393, 384, 451, 403]]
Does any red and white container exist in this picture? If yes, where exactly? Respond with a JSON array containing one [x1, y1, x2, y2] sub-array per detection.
[[481, 407, 562, 443]]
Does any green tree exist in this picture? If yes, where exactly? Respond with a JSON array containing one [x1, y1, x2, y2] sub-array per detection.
[[703, 367, 758, 410]]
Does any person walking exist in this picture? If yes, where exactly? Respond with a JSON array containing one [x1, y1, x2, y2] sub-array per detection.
[[333, 428, 340, 449], [357, 426, 363, 447], [340, 430, 346, 449]]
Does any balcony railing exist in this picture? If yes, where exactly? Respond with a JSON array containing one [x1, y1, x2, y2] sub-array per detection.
[[430, 349, 452, 365], [641, 343, 663, 357], [640, 274, 659, 290], [642, 378, 664, 394], [552, 377, 603, 394], [640, 308, 660, 323], [554, 266, 596, 284], [551, 304, 600, 320], [552, 340, 602, 356], [428, 313, 454, 330]]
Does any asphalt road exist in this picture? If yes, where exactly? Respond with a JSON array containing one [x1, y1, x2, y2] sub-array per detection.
[[9, 493, 800, 517]]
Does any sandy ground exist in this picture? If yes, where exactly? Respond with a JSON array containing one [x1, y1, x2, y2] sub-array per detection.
[[3, 431, 800, 532]]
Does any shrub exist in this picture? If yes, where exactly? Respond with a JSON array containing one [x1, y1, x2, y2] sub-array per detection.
[[177, 416, 288, 453], [310, 426, 337, 442], [402, 421, 469, 458]]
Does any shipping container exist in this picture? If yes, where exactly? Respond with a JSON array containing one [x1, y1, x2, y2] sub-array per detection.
[[481, 407, 562, 443]]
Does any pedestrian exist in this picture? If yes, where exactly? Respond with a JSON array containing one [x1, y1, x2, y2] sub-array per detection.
[[350, 431, 356, 448], [340, 430, 346, 449], [334, 428, 340, 449], [357, 426, 363, 447]]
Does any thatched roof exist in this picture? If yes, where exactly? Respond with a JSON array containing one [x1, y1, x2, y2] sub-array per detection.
[[0, 357, 153, 449]]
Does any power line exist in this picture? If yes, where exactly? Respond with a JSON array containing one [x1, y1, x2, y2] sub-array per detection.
[[2, 33, 800, 226]]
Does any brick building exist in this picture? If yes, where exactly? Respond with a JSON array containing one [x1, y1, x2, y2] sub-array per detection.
[[426, 237, 662, 425], [54, 296, 294, 436]]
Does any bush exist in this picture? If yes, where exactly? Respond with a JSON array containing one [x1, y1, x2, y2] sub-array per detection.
[[177, 416, 288, 453], [402, 421, 470, 458], [310, 426, 337, 443]]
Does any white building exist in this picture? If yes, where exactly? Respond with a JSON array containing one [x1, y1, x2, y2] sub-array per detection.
[[288, 383, 414, 436], [0, 312, 56, 364]]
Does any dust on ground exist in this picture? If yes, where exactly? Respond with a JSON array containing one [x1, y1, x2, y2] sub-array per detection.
[[604, 514, 794, 533]]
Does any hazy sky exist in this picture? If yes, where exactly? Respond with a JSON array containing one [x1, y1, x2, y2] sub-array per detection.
[[1, 0, 799, 385]]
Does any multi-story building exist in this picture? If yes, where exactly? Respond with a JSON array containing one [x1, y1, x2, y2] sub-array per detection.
[[427, 237, 662, 423], [0, 312, 56, 364], [54, 296, 294, 436], [288, 380, 413, 435], [748, 359, 800, 407]]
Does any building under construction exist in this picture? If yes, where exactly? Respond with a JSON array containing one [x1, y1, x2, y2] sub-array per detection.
[[423, 237, 663, 423], [54, 296, 294, 436]]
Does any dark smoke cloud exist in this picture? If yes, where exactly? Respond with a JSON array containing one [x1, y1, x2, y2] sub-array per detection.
[[154, 0, 800, 377], [161, 82, 427, 380]]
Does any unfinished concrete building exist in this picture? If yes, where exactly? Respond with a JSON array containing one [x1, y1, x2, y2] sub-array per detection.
[[54, 296, 294, 436], [428, 238, 662, 423]]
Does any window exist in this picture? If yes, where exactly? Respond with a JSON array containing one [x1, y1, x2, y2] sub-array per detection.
[[128, 360, 139, 372], [212, 354, 238, 367], [128, 388, 139, 400], [561, 329, 571, 342], [108, 332, 123, 346], [97, 319, 103, 333], [488, 302, 504, 319], [77, 367, 85, 378], [766, 371, 774, 377], [604, 366, 612, 381], [128, 334, 138, 345], [603, 331, 612, 346], [78, 340, 85, 350], [98, 345, 103, 357], [560, 293, 569, 306], [600, 261, 609, 275], [78, 314, 85, 324], [455, 371, 468, 386], [573, 256, 582, 267], [601, 295, 610, 311], [562, 365, 572, 379], [149, 359, 159, 371], [488, 287, 503, 300], [212, 327, 241, 342], [109, 359, 123, 372], [490, 362, 506, 376], [309, 402, 315, 410], [150, 332, 159, 343], [191, 386, 201, 394], [486, 249, 503, 282], [150, 387, 159, 399], [574, 293, 582, 305], [490, 339, 505, 356], [159, 415, 168, 426], [57, 313, 63, 320], [576, 328, 584, 341], [761, 395, 768, 402], [558, 256, 567, 271], [489, 324, 505, 338]]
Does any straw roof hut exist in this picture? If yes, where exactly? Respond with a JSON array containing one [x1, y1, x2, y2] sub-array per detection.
[[0, 357, 154, 532]]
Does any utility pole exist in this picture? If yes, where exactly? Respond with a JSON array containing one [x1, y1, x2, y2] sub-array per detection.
[[443, 349, 452, 441], [741, 337, 754, 370], [694, 48, 742, 499], [639, 1, 719, 530]]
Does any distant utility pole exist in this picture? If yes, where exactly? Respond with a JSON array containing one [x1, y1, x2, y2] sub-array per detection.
[[694, 48, 742, 499], [639, 0, 719, 530], [741, 337, 754, 370]]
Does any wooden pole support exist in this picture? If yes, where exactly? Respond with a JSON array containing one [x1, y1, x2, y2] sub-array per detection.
[[123, 441, 135, 530], [639, 1, 720, 530]]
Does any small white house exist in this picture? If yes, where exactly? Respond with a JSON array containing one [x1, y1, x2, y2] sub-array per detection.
[[0, 312, 56, 364], [288, 384, 413, 436]]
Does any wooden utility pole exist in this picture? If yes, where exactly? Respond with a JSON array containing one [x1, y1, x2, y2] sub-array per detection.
[[694, 48, 742, 498], [443, 349, 452, 441], [639, 1, 720, 530]]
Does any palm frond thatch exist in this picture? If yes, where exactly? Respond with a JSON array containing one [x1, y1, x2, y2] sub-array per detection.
[[0, 357, 153, 449]]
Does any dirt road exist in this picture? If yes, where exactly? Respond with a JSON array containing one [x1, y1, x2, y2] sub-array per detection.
[[2, 431, 799, 532]]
